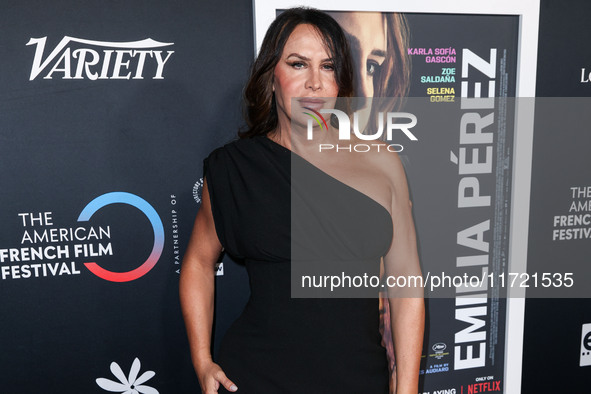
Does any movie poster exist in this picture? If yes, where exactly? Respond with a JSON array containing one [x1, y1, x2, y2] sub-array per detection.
[[400, 13, 517, 394], [254, 1, 537, 393]]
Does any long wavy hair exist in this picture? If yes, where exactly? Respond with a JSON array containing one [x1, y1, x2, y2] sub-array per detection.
[[375, 13, 411, 102], [360, 12, 411, 136], [239, 7, 354, 138]]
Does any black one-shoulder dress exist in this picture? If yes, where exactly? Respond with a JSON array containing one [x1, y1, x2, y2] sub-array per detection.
[[204, 135, 392, 393]]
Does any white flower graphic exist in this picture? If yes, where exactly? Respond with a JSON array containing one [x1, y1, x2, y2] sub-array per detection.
[[96, 357, 159, 394]]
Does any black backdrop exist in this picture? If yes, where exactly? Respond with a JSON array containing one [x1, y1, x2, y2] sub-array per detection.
[[521, 0, 591, 392], [0, 0, 590, 393], [0, 1, 251, 392]]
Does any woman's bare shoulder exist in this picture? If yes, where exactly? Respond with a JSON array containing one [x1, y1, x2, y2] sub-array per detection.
[[361, 142, 411, 206]]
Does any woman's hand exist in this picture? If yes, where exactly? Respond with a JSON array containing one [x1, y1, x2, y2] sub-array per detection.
[[197, 361, 238, 393]]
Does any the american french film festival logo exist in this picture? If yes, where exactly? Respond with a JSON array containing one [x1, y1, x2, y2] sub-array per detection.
[[78, 192, 164, 282], [26, 37, 174, 80], [303, 107, 418, 152], [0, 192, 164, 283]]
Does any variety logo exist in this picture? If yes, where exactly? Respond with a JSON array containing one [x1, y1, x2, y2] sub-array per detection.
[[96, 357, 159, 394], [581, 323, 591, 367], [27, 36, 174, 80]]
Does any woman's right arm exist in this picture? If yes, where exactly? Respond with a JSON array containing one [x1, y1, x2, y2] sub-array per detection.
[[179, 178, 238, 393]]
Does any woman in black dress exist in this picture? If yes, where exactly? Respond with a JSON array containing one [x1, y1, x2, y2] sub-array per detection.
[[180, 8, 424, 394]]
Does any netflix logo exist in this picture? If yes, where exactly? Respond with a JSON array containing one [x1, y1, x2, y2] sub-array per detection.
[[461, 380, 501, 394]]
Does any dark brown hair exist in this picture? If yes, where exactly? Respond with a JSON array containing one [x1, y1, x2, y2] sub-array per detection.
[[239, 7, 354, 138], [375, 13, 411, 101], [374, 12, 411, 111], [369, 13, 411, 134]]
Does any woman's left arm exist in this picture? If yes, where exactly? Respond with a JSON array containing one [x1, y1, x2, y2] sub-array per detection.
[[382, 153, 425, 394]]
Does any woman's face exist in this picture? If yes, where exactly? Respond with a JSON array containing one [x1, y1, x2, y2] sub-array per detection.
[[330, 12, 386, 98], [273, 24, 339, 130]]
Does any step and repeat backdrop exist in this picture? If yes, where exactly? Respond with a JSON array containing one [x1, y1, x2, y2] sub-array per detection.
[[0, 1, 252, 392], [522, 0, 591, 392], [0, 0, 589, 393]]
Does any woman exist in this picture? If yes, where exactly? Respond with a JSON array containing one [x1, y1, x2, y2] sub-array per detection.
[[180, 8, 423, 394]]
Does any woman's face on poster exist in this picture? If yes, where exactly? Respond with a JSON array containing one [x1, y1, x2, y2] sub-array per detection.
[[329, 12, 387, 132], [330, 12, 387, 99]]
